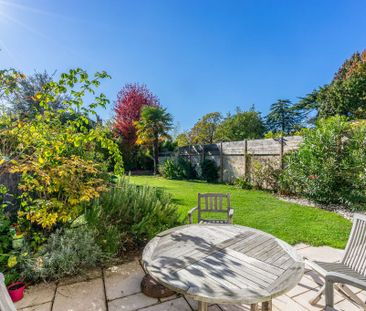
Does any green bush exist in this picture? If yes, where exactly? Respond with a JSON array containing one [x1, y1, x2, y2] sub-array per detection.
[[201, 159, 219, 182], [159, 159, 179, 179], [280, 116, 366, 209], [251, 159, 280, 190], [159, 158, 196, 180], [234, 176, 252, 190], [0, 185, 20, 285], [177, 158, 197, 179], [0, 210, 13, 275], [0, 69, 123, 248], [85, 178, 182, 255], [21, 227, 103, 282]]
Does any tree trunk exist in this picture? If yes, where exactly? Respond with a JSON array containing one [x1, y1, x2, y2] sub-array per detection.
[[153, 138, 159, 175]]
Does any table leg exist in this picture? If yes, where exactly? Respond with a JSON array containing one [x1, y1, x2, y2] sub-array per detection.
[[250, 304, 259, 311], [198, 301, 208, 311], [262, 300, 272, 311]]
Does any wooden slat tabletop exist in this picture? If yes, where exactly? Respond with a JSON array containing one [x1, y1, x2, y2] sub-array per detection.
[[142, 224, 304, 305]]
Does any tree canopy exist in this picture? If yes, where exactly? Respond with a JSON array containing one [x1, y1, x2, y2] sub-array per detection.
[[175, 132, 191, 147], [266, 99, 303, 135], [0, 68, 123, 235], [215, 108, 265, 141], [135, 106, 173, 174], [2, 71, 66, 117], [297, 50, 366, 120], [190, 112, 222, 144], [114, 83, 159, 145]]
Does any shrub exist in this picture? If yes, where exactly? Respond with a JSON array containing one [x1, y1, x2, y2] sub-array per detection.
[[0, 185, 20, 285], [159, 159, 179, 179], [159, 158, 197, 180], [201, 159, 219, 182], [85, 178, 182, 255], [280, 116, 366, 209], [177, 158, 197, 179], [0, 207, 13, 276], [234, 176, 252, 190], [0, 68, 124, 248], [251, 159, 280, 190], [21, 227, 103, 282]]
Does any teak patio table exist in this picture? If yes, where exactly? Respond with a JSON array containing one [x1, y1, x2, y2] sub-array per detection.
[[142, 224, 304, 311]]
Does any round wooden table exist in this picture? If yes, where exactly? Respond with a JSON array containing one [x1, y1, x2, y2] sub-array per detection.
[[142, 224, 304, 311]]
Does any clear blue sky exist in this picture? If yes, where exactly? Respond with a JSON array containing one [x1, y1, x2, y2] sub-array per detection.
[[0, 0, 365, 131]]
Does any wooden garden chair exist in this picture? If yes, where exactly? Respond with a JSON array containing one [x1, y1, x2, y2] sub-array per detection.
[[188, 193, 234, 224], [0, 273, 16, 311], [307, 213, 366, 310]]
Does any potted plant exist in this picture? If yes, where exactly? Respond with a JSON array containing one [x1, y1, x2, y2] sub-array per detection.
[[5, 255, 25, 302]]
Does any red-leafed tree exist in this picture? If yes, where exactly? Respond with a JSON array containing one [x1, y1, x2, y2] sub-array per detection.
[[114, 83, 160, 145]]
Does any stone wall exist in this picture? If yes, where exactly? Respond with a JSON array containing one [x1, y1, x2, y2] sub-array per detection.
[[159, 136, 303, 183]]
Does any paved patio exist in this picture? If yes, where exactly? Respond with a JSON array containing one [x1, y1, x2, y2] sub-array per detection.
[[14, 244, 363, 311]]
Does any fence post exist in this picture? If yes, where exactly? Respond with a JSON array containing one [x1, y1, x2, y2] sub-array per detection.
[[243, 140, 248, 179], [220, 142, 224, 182]]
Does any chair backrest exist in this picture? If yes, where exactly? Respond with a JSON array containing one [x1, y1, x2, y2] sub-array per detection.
[[0, 273, 16, 311], [342, 214, 366, 276], [198, 193, 230, 213]]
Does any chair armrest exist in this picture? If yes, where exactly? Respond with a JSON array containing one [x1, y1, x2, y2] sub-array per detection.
[[228, 208, 234, 224], [188, 207, 198, 224], [326, 272, 366, 290], [304, 259, 328, 276], [325, 272, 366, 308]]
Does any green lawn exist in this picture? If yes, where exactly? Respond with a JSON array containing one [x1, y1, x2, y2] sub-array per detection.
[[130, 176, 351, 248]]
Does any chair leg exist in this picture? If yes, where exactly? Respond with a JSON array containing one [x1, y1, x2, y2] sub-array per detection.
[[309, 285, 324, 305], [261, 300, 272, 311], [198, 301, 208, 311], [336, 284, 366, 309], [325, 279, 334, 308], [250, 304, 259, 311]]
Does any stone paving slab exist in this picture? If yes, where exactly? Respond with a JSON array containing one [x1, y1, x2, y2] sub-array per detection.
[[334, 298, 362, 311], [104, 261, 145, 301], [108, 292, 158, 311], [57, 267, 102, 286], [297, 246, 344, 262], [13, 244, 366, 311], [19, 302, 52, 311], [293, 288, 345, 311], [15, 282, 56, 310], [53, 278, 106, 311], [272, 295, 308, 311], [286, 274, 320, 298], [139, 297, 192, 310]]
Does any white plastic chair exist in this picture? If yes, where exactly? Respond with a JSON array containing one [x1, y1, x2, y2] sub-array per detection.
[[0, 273, 16, 311]]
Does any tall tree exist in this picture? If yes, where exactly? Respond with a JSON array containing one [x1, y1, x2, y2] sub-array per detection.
[[135, 106, 173, 174], [114, 83, 159, 145], [296, 49, 366, 120], [266, 99, 303, 135], [175, 132, 191, 147], [190, 112, 222, 144], [4, 71, 66, 116], [215, 108, 265, 141]]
